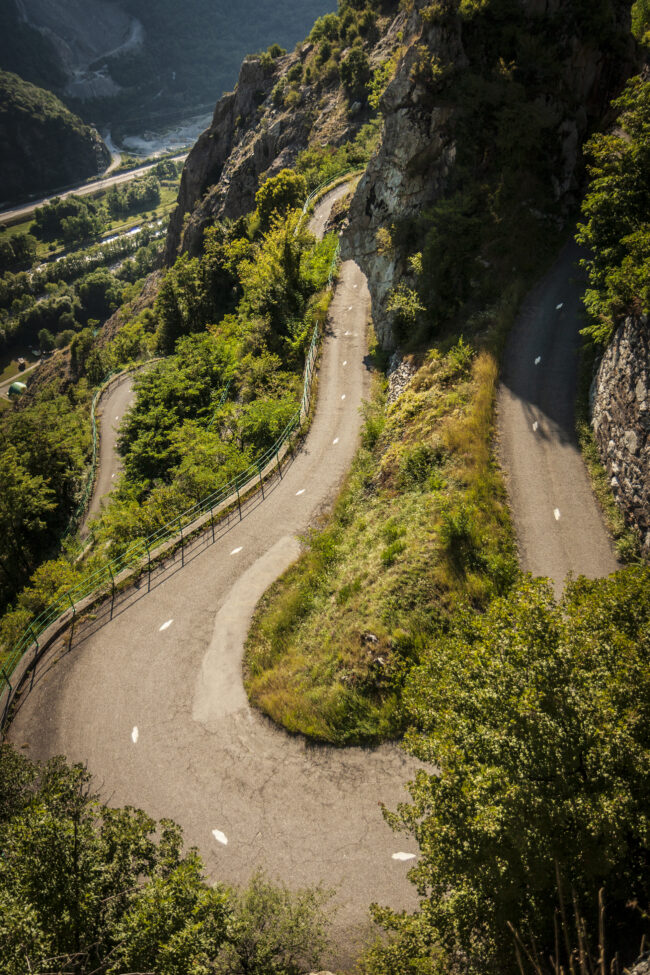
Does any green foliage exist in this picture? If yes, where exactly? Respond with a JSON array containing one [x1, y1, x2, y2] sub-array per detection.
[[632, 0, 650, 41], [33, 196, 106, 246], [367, 569, 650, 975], [255, 169, 307, 231], [105, 175, 161, 219], [577, 75, 650, 346], [0, 745, 332, 975], [340, 47, 372, 99], [0, 381, 92, 615], [0, 233, 37, 274]]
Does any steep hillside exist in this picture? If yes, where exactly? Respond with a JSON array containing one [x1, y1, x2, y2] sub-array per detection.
[[0, 70, 109, 205], [0, 0, 338, 136]]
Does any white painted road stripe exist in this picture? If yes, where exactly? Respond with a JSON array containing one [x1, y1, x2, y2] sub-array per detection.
[[341, 394, 346, 400], [230, 547, 243, 556], [554, 508, 561, 521], [535, 356, 542, 366], [532, 421, 539, 432], [343, 360, 347, 366], [212, 829, 228, 845], [131, 726, 139, 743], [392, 852, 416, 861], [332, 437, 339, 445], [159, 619, 173, 632], [556, 303, 564, 310], [296, 489, 305, 496]]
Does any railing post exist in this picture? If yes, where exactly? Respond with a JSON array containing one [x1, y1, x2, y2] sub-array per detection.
[[29, 625, 40, 653], [178, 518, 184, 566], [276, 448, 282, 479], [67, 593, 76, 619], [210, 504, 215, 543], [258, 463, 265, 500], [1, 666, 12, 696], [107, 564, 115, 599], [237, 484, 242, 520], [145, 541, 152, 592]]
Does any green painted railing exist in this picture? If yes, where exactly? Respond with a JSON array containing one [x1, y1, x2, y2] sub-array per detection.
[[0, 203, 346, 722]]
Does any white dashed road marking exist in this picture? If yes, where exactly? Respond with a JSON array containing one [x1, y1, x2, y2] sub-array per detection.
[[230, 547, 243, 556], [212, 829, 228, 846], [556, 303, 564, 310], [535, 356, 542, 366], [159, 619, 173, 632], [554, 508, 561, 521], [332, 437, 339, 445], [392, 852, 416, 861], [348, 305, 353, 310], [341, 394, 346, 400], [131, 726, 139, 744], [532, 421, 539, 432], [343, 360, 347, 366]]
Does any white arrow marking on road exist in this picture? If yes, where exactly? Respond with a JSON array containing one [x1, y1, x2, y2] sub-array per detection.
[[532, 421, 539, 433], [296, 489, 305, 496], [535, 356, 542, 366], [230, 547, 243, 556], [556, 303, 564, 310], [159, 619, 173, 632], [333, 437, 339, 445], [554, 508, 561, 521], [131, 726, 139, 743], [212, 829, 228, 846], [392, 852, 416, 861]]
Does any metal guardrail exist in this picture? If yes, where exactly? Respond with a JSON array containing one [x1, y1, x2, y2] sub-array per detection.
[[0, 188, 346, 721]]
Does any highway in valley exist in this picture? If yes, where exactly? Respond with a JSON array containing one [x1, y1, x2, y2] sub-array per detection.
[[8, 185, 422, 968], [0, 153, 188, 228]]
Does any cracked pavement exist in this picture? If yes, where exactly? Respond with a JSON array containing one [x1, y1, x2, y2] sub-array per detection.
[[8, 186, 422, 969]]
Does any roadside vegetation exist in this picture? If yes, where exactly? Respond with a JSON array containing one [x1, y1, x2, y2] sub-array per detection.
[[0, 166, 338, 662], [0, 743, 333, 975]]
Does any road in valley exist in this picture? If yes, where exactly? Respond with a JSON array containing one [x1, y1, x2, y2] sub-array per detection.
[[9, 185, 422, 968], [0, 153, 188, 227], [497, 240, 619, 593]]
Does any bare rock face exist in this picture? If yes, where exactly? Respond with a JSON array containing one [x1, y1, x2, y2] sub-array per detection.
[[342, 3, 463, 349], [592, 315, 650, 555], [165, 9, 410, 264], [165, 52, 352, 262], [342, 0, 633, 350]]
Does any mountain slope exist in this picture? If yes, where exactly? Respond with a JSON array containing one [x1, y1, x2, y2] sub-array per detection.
[[0, 70, 109, 205]]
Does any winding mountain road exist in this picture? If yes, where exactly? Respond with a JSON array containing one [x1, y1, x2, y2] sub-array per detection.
[[8, 186, 421, 968], [498, 240, 619, 592], [81, 374, 136, 534]]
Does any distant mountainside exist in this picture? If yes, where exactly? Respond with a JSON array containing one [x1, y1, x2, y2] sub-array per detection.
[[0, 70, 110, 205], [0, 0, 336, 137]]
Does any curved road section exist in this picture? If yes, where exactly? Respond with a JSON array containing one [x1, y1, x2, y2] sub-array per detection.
[[81, 374, 137, 534], [9, 186, 421, 968], [498, 240, 619, 592]]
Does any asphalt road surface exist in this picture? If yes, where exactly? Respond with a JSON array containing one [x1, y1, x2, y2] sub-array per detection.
[[81, 375, 136, 534], [498, 240, 619, 592], [0, 153, 187, 227], [9, 187, 422, 968]]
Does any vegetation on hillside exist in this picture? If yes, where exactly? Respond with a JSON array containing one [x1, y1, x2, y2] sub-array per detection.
[[578, 74, 650, 347], [0, 70, 108, 205], [360, 568, 650, 975], [0, 744, 332, 975]]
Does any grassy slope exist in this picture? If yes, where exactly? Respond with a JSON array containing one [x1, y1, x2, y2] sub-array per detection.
[[245, 305, 525, 745]]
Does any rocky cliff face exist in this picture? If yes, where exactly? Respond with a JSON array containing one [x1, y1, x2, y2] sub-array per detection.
[[592, 315, 650, 556], [165, 8, 408, 262], [342, 0, 634, 350]]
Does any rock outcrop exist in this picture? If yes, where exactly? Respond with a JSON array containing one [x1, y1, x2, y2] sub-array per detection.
[[165, 8, 409, 263], [592, 314, 650, 555], [342, 0, 634, 350]]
